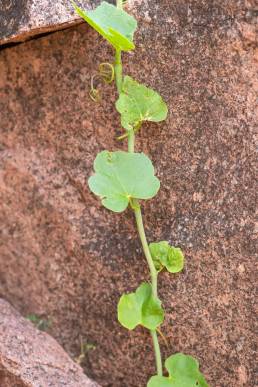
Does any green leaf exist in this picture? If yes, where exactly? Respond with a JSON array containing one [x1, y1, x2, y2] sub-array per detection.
[[88, 151, 160, 213], [147, 377, 171, 387], [149, 241, 170, 271], [117, 283, 164, 330], [167, 247, 184, 273], [115, 76, 168, 131], [149, 241, 184, 273], [148, 353, 209, 387], [72, 1, 137, 51]]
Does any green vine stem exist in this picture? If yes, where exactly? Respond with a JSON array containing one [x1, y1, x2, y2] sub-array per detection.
[[133, 200, 158, 298], [150, 329, 163, 377], [114, 49, 122, 94], [127, 129, 135, 153], [74, 0, 209, 384], [115, 0, 163, 376], [116, 0, 123, 9], [114, 0, 123, 93], [132, 194, 162, 376]]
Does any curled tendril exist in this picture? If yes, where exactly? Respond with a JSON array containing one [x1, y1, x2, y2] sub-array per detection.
[[157, 328, 169, 348], [89, 74, 101, 102], [116, 132, 129, 141], [99, 62, 115, 84], [89, 63, 115, 102]]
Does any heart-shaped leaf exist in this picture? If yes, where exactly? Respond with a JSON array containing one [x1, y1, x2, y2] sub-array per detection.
[[118, 283, 164, 330], [149, 241, 184, 273], [72, 1, 137, 51], [148, 353, 209, 387], [88, 151, 160, 213], [115, 76, 168, 131]]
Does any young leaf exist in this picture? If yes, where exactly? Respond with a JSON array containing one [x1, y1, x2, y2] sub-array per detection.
[[147, 353, 209, 387], [115, 76, 168, 131], [117, 283, 164, 330], [167, 247, 184, 273], [88, 151, 160, 213], [149, 241, 184, 273], [149, 241, 170, 271], [72, 1, 137, 51]]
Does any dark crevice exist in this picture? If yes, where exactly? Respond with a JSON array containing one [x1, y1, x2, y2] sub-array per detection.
[[0, 21, 83, 51]]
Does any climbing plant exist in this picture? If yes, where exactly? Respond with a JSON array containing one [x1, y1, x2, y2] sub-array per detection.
[[72, 1, 209, 386]]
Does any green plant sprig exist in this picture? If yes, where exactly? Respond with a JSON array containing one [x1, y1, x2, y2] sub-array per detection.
[[72, 1, 209, 385]]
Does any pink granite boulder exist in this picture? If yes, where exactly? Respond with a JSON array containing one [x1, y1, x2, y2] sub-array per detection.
[[0, 298, 100, 387]]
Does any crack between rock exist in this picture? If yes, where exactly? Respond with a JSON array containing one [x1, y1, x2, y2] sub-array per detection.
[[0, 18, 83, 50]]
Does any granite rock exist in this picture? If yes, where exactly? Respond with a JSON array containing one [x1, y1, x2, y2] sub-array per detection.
[[0, 0, 257, 386], [0, 298, 100, 387], [0, 0, 102, 45]]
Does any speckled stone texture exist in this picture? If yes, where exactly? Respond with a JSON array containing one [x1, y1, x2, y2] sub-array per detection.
[[0, 0, 102, 45], [0, 0, 257, 386], [0, 298, 100, 387]]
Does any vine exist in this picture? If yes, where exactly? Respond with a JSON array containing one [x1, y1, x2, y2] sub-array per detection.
[[72, 1, 209, 386]]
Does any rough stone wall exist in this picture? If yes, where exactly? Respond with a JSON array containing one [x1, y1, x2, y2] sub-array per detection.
[[0, 1, 257, 386]]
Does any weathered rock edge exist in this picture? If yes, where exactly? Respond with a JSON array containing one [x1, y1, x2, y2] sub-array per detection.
[[0, 0, 95, 45], [0, 298, 100, 387]]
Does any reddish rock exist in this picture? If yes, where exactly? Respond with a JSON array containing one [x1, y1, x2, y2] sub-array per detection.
[[0, 0, 257, 386], [0, 298, 100, 387]]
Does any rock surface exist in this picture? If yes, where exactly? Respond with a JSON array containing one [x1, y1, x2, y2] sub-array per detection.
[[0, 0, 101, 45], [0, 298, 100, 387], [0, 0, 257, 386]]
